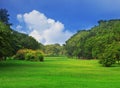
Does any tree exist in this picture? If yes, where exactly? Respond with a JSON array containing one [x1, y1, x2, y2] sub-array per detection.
[[65, 30, 91, 59], [0, 8, 11, 26], [0, 22, 13, 59], [0, 9, 43, 60], [44, 44, 63, 56], [65, 19, 120, 66], [0, 22, 43, 60], [99, 42, 120, 67]]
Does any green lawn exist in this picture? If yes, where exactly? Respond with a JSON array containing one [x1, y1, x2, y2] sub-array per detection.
[[0, 57, 120, 88]]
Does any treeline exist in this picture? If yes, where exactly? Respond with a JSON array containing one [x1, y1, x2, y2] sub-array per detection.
[[65, 20, 120, 66], [43, 44, 66, 57]]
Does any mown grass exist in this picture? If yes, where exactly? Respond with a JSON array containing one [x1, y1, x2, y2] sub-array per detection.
[[0, 57, 120, 88]]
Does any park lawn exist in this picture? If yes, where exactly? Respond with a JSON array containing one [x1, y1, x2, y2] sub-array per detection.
[[0, 57, 120, 88]]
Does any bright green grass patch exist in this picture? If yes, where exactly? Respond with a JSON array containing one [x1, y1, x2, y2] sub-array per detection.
[[0, 57, 120, 88]]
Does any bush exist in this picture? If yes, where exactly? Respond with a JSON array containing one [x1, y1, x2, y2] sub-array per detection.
[[25, 53, 36, 61], [14, 49, 44, 62], [99, 57, 115, 67], [99, 52, 116, 67], [14, 49, 28, 60], [36, 54, 44, 62], [35, 50, 44, 61], [99, 43, 120, 67]]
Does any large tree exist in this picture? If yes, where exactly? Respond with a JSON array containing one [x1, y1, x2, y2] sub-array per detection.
[[0, 22, 13, 59]]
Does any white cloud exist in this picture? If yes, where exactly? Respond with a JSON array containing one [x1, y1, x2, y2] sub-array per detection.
[[16, 10, 73, 45], [16, 25, 26, 34], [17, 14, 23, 22], [16, 25, 22, 30]]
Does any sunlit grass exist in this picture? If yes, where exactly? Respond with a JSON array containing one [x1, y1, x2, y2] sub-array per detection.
[[0, 57, 120, 88]]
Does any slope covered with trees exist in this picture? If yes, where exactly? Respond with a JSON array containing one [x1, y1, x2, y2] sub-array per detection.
[[0, 9, 43, 60], [65, 20, 120, 66], [0, 21, 43, 59]]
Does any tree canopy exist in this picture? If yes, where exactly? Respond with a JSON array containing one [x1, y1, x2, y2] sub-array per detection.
[[65, 19, 120, 66], [0, 21, 43, 59], [0, 8, 11, 26]]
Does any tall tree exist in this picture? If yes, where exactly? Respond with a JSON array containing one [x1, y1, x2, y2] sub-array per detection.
[[0, 8, 11, 26], [0, 22, 13, 59]]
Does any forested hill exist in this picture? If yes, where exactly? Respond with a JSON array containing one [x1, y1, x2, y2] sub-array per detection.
[[65, 19, 120, 66], [0, 21, 43, 58]]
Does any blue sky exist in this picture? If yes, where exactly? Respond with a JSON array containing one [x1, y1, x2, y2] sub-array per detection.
[[1, 0, 120, 45]]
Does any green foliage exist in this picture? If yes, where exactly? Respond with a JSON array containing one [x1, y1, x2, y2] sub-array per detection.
[[14, 49, 44, 62], [65, 30, 90, 58], [99, 42, 120, 67], [0, 8, 11, 26], [0, 9, 43, 60], [14, 49, 29, 60], [36, 54, 44, 62], [0, 22, 43, 59], [25, 52, 36, 61], [99, 53, 116, 67], [0, 22, 14, 59], [44, 44, 65, 56], [35, 50, 44, 61], [11, 30, 43, 52], [65, 19, 120, 66]]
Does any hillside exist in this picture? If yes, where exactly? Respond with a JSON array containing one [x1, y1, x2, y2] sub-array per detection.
[[65, 19, 120, 66], [0, 21, 43, 59]]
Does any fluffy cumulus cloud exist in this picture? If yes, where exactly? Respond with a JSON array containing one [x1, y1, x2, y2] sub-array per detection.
[[16, 10, 73, 45]]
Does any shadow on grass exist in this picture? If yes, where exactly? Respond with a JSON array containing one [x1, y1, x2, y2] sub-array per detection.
[[99, 64, 120, 68], [112, 63, 120, 67], [0, 60, 36, 68]]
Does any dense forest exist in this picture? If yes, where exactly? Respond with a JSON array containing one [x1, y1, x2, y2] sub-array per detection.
[[0, 8, 120, 67], [65, 20, 120, 66]]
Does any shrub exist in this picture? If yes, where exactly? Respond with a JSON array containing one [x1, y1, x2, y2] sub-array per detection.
[[14, 49, 44, 62], [99, 52, 116, 67], [99, 57, 115, 67], [35, 50, 44, 62], [36, 54, 44, 62], [25, 53, 36, 61], [14, 49, 29, 60], [99, 43, 120, 67]]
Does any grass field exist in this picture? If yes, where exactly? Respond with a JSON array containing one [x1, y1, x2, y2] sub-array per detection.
[[0, 57, 120, 88]]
